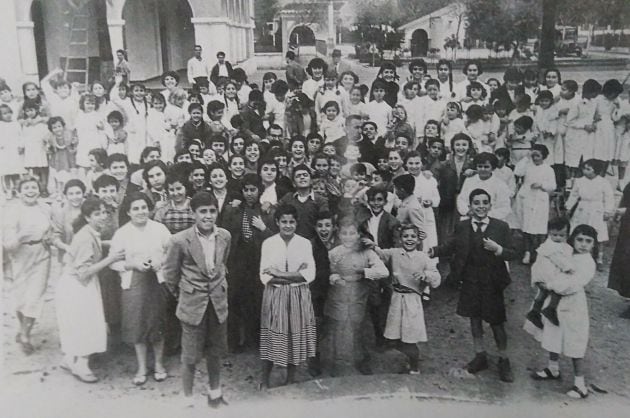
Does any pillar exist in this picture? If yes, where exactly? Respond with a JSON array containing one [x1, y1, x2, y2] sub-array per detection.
[[16, 21, 39, 81], [327, 0, 335, 50], [191, 17, 230, 64], [107, 19, 126, 59]]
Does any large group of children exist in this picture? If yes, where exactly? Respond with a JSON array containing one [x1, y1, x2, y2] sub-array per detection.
[[2, 53, 630, 407]]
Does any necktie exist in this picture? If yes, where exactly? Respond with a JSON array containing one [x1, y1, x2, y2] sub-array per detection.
[[474, 221, 484, 236]]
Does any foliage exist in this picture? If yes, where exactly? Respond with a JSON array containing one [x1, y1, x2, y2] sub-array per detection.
[[254, 0, 279, 39], [556, 0, 630, 28], [351, 0, 406, 51], [466, 0, 540, 54]]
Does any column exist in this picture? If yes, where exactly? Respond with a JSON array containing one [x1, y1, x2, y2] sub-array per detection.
[[327, 0, 335, 50], [107, 19, 126, 60], [191, 17, 230, 64], [16, 21, 38, 80]]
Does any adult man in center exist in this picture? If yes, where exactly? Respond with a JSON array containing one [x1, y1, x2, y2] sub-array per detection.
[[163, 192, 232, 409]]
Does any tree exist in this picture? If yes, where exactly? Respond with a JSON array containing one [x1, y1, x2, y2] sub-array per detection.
[[466, 0, 539, 60], [254, 0, 279, 41], [351, 0, 406, 51], [539, 0, 556, 69]]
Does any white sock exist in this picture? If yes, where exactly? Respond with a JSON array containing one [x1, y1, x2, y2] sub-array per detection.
[[208, 388, 222, 400], [548, 360, 560, 375], [574, 375, 586, 390]]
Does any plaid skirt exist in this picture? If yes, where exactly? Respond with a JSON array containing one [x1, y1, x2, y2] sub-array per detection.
[[259, 284, 316, 367]]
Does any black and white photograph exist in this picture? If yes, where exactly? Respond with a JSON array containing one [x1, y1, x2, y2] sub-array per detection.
[[1, 0, 629, 416]]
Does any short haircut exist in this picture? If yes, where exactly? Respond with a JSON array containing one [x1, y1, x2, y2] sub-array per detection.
[[345, 114, 362, 125], [107, 110, 124, 124], [531, 143, 549, 159], [372, 78, 388, 91], [494, 147, 511, 161], [322, 100, 340, 113], [241, 173, 262, 190], [64, 178, 87, 195], [209, 134, 227, 145], [350, 163, 366, 176], [285, 51, 296, 60], [190, 191, 218, 211], [514, 115, 534, 131], [463, 60, 483, 75], [503, 67, 523, 82], [372, 169, 392, 182], [93, 174, 119, 192], [469, 188, 491, 203], [274, 203, 298, 221], [47, 116, 66, 131], [292, 164, 311, 179], [88, 148, 108, 168], [582, 158, 604, 175], [121, 191, 154, 215], [207, 100, 225, 113], [188, 103, 203, 114], [271, 80, 289, 96], [366, 185, 388, 201], [473, 152, 498, 169], [106, 153, 130, 169], [562, 80, 578, 93], [249, 89, 264, 102]]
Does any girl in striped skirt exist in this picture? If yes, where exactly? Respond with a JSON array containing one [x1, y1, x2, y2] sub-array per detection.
[[259, 204, 317, 389]]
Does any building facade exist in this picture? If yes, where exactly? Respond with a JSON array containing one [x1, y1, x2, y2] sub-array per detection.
[[398, 3, 467, 57], [0, 0, 255, 90]]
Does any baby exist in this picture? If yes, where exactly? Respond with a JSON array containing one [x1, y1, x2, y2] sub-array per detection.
[[526, 217, 574, 328]]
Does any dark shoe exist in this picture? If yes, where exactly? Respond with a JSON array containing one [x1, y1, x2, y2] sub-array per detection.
[[541, 306, 560, 326], [355, 361, 373, 375], [421, 292, 431, 305], [498, 358, 514, 383], [531, 367, 561, 381], [307, 356, 323, 377], [620, 306, 630, 319], [566, 385, 588, 399], [526, 310, 544, 329], [207, 396, 229, 409], [466, 352, 488, 374]]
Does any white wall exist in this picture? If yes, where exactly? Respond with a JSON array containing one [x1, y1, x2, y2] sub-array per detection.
[[0, 2, 23, 90], [123, 0, 162, 80]]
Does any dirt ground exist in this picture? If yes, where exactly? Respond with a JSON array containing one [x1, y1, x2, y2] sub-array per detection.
[[2, 226, 630, 417]]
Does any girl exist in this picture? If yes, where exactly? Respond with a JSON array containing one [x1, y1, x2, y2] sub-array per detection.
[[377, 105, 414, 151], [287, 136, 308, 175], [435, 59, 455, 100], [21, 102, 50, 194], [208, 163, 241, 227], [339, 71, 359, 94], [227, 154, 246, 196], [261, 72, 278, 104], [221, 80, 240, 130], [86, 148, 108, 194], [507, 116, 535, 164], [418, 79, 446, 142], [259, 204, 317, 388], [441, 102, 466, 146], [465, 105, 490, 153], [2, 177, 53, 354], [0, 83, 21, 116], [315, 69, 348, 123], [369, 62, 400, 107], [229, 134, 246, 157], [306, 133, 323, 157], [19, 82, 49, 122], [347, 85, 367, 119], [543, 68, 562, 99], [373, 224, 441, 374], [141, 160, 169, 210], [454, 61, 488, 101], [105, 110, 128, 156], [418, 120, 442, 157], [533, 91, 559, 165], [147, 93, 175, 163], [50, 179, 86, 262], [531, 224, 598, 400], [565, 80, 600, 181], [153, 171, 196, 233], [114, 49, 131, 85], [486, 78, 501, 94], [285, 92, 318, 138], [398, 81, 423, 136], [461, 81, 488, 113], [493, 99, 511, 150], [594, 79, 623, 173], [91, 81, 112, 116], [160, 71, 180, 103], [165, 87, 188, 132], [244, 140, 261, 174], [565, 159, 615, 267], [111, 76, 149, 165], [326, 217, 388, 376], [319, 101, 345, 143], [302, 57, 327, 101], [514, 145, 557, 264], [74, 94, 106, 179], [41, 69, 79, 130], [0, 104, 25, 195], [110, 192, 171, 385], [55, 197, 124, 383]]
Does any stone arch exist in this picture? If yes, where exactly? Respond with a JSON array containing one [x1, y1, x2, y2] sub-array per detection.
[[288, 24, 317, 46], [411, 29, 429, 57]]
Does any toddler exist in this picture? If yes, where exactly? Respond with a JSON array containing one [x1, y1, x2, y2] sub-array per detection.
[[105, 110, 128, 155]]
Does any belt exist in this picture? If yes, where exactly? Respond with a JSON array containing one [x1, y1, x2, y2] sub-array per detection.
[[392, 283, 423, 297]]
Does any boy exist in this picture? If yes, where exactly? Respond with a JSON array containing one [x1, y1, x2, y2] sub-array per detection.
[[163, 192, 232, 408], [177, 103, 212, 151], [266, 80, 288, 131], [365, 79, 392, 137], [240, 90, 267, 141], [393, 174, 426, 237], [457, 153, 512, 222], [206, 100, 230, 138], [430, 188, 518, 382], [278, 164, 329, 239], [208, 134, 228, 169], [308, 211, 337, 376]]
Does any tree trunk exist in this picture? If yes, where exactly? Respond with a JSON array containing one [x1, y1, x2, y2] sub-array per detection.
[[539, 0, 557, 70]]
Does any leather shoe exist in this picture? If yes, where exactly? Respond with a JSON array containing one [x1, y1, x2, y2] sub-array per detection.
[[466, 352, 488, 374], [207, 395, 229, 409], [498, 357, 514, 383]]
